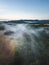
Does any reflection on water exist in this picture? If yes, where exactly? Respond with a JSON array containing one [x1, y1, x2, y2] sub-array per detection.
[[0, 23, 49, 65]]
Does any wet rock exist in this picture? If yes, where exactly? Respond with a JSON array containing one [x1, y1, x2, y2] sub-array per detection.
[[4, 31, 14, 35]]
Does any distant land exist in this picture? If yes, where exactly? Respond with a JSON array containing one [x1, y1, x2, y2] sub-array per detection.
[[0, 19, 49, 24]]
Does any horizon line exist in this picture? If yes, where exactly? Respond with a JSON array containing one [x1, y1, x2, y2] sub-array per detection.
[[0, 19, 49, 21]]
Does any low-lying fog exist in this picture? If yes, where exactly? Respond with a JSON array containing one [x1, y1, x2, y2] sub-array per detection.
[[0, 22, 49, 65]]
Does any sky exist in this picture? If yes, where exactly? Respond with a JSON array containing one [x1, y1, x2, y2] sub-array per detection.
[[0, 0, 49, 20]]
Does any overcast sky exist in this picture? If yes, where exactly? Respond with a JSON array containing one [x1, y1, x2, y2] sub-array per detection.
[[0, 0, 49, 20]]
